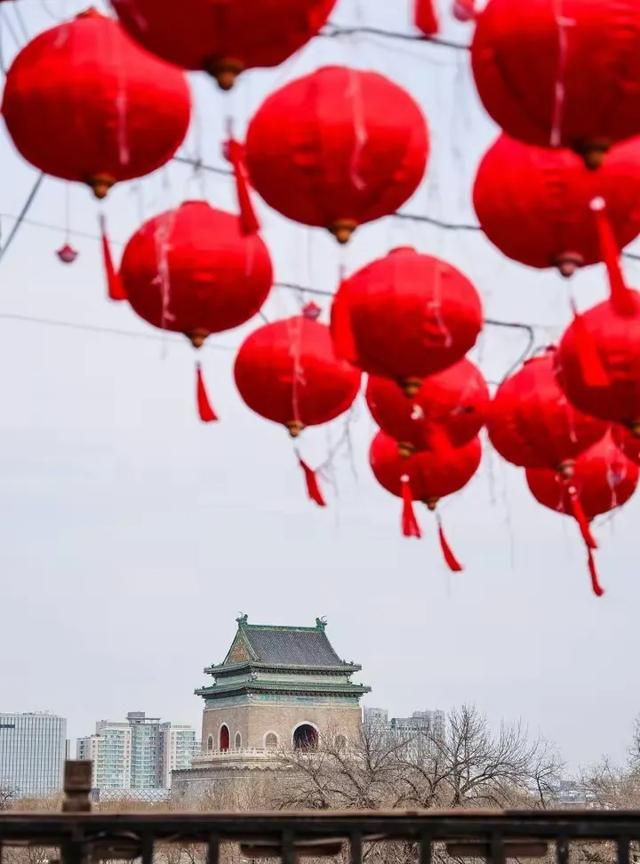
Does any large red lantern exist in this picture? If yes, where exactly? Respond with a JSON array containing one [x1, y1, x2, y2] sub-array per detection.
[[488, 349, 607, 475], [332, 247, 482, 394], [2, 9, 191, 198], [366, 359, 489, 457], [474, 134, 640, 276], [111, 0, 337, 89], [120, 200, 273, 420], [234, 303, 362, 506], [245, 67, 428, 243], [526, 433, 638, 596], [472, 0, 640, 168], [369, 430, 482, 570]]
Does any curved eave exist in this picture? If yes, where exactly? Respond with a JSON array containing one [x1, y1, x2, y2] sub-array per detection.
[[204, 661, 363, 677], [195, 682, 372, 698]]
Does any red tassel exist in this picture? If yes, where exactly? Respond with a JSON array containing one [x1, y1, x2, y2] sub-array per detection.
[[568, 298, 610, 388], [99, 213, 126, 301], [401, 475, 422, 538], [565, 483, 597, 549], [298, 456, 326, 507], [196, 362, 218, 423], [590, 197, 637, 316], [223, 138, 260, 235], [436, 511, 463, 572], [587, 546, 605, 597], [414, 0, 439, 33], [330, 284, 358, 365]]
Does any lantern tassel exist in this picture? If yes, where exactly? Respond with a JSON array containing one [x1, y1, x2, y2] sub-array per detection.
[[590, 197, 637, 316], [99, 214, 126, 301], [436, 511, 463, 572], [330, 284, 358, 365], [400, 475, 422, 538], [587, 546, 605, 598], [196, 362, 218, 423], [297, 456, 326, 507], [565, 483, 597, 549], [223, 138, 260, 235], [414, 0, 439, 34], [569, 298, 610, 388]]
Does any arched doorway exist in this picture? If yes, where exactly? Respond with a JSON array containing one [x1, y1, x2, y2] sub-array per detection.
[[219, 724, 230, 752], [293, 724, 318, 751]]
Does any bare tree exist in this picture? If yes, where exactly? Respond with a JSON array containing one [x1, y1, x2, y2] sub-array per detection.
[[273, 705, 562, 812]]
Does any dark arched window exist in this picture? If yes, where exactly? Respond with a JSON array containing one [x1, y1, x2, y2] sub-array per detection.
[[207, 735, 213, 752], [265, 732, 279, 750], [293, 724, 318, 751], [219, 724, 230, 752], [335, 734, 347, 751], [235, 732, 242, 750]]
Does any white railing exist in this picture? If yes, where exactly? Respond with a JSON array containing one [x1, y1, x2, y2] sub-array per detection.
[[192, 747, 276, 762]]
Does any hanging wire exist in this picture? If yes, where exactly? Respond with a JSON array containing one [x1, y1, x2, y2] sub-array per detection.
[[0, 172, 45, 263]]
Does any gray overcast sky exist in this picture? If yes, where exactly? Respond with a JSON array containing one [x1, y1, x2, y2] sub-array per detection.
[[1, 0, 639, 774]]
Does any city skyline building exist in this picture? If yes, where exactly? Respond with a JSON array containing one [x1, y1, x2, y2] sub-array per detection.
[[77, 712, 197, 792], [0, 712, 67, 798]]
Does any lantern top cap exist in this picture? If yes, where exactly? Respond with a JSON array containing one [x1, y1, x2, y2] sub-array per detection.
[[389, 246, 416, 256], [76, 7, 103, 20]]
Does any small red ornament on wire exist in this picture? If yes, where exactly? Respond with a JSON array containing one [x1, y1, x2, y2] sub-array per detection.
[[56, 243, 78, 264]]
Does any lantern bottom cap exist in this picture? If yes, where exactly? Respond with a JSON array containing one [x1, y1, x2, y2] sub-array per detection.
[[329, 219, 357, 245], [286, 420, 305, 438]]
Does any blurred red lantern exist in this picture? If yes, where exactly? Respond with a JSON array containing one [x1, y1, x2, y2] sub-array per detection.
[[526, 433, 638, 596], [2, 9, 191, 198], [245, 67, 428, 243], [471, 0, 640, 168], [474, 134, 640, 276], [332, 247, 482, 394], [366, 358, 489, 457], [556, 293, 640, 434], [120, 200, 273, 421], [234, 303, 362, 506], [488, 349, 607, 475], [369, 430, 482, 570], [111, 0, 337, 90]]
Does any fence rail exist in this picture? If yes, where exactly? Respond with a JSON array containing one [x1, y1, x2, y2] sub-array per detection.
[[2, 762, 639, 864]]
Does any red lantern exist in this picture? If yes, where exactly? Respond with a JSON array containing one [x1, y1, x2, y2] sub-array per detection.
[[526, 433, 638, 596], [332, 247, 482, 394], [366, 359, 489, 457], [471, 0, 640, 167], [234, 303, 361, 506], [120, 200, 273, 420], [555, 293, 640, 434], [369, 430, 482, 570], [488, 349, 607, 474], [234, 304, 361, 436], [2, 9, 191, 198], [111, 0, 337, 89], [474, 134, 640, 276], [245, 67, 428, 243]]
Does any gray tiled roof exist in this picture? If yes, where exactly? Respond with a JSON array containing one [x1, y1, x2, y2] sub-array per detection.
[[242, 625, 345, 667]]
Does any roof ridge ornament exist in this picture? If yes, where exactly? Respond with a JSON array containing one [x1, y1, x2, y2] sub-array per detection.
[[315, 616, 327, 631], [236, 613, 249, 626]]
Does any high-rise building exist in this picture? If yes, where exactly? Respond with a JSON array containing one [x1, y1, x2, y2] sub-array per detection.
[[77, 712, 197, 792], [0, 713, 66, 798], [364, 707, 446, 740]]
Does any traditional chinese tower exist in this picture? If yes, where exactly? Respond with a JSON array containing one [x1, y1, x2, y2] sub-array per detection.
[[173, 616, 370, 792]]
